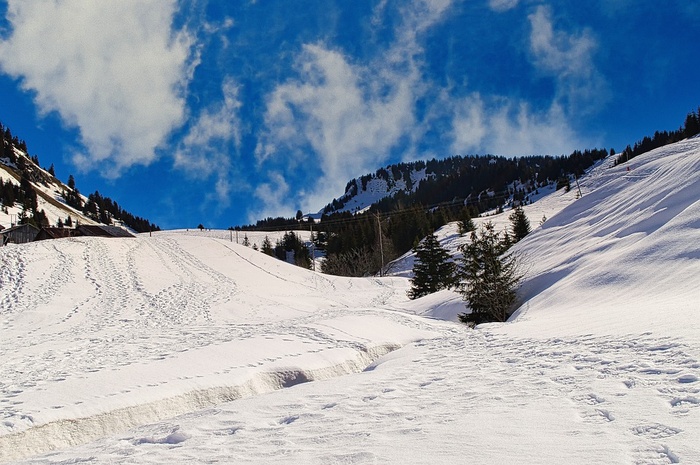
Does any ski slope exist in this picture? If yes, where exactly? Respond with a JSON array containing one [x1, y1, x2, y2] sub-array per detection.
[[1, 138, 700, 464]]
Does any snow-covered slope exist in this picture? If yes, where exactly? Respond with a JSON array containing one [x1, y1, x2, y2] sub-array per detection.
[[0, 149, 96, 229], [1, 138, 700, 464], [0, 234, 432, 461], [508, 137, 700, 339], [322, 167, 428, 215]]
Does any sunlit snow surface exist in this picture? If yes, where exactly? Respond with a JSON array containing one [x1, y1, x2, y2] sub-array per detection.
[[2, 139, 700, 464]]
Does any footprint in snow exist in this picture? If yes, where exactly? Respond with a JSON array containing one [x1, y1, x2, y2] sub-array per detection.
[[631, 423, 682, 439], [677, 373, 698, 384]]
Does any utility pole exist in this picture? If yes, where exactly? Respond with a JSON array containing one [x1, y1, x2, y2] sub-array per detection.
[[376, 213, 384, 277], [575, 175, 582, 198], [309, 217, 315, 272]]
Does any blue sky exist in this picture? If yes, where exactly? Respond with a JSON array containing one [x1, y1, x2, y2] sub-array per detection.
[[0, 0, 698, 229]]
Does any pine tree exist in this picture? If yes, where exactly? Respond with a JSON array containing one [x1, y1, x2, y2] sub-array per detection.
[[408, 233, 457, 299], [509, 206, 531, 242], [261, 236, 274, 256], [458, 208, 476, 235], [457, 222, 523, 326], [684, 110, 700, 138]]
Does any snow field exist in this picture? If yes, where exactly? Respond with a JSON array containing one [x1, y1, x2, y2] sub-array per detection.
[[8, 325, 699, 464], [0, 234, 436, 462], [2, 137, 700, 463]]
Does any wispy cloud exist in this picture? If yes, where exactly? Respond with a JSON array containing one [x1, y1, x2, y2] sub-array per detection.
[[451, 94, 584, 156], [254, 43, 417, 215], [0, 1, 197, 176], [488, 0, 519, 12], [173, 78, 243, 212], [253, 172, 291, 221], [254, 0, 453, 216], [528, 5, 608, 114]]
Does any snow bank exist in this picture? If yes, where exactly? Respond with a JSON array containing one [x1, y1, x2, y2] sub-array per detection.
[[0, 342, 404, 462]]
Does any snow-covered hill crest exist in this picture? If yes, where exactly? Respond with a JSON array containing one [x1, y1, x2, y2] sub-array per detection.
[[321, 166, 429, 215]]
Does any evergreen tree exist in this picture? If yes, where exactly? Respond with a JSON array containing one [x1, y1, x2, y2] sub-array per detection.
[[243, 234, 250, 247], [261, 235, 274, 256], [281, 231, 312, 269], [32, 209, 49, 228], [509, 206, 531, 242], [408, 233, 457, 299], [458, 208, 476, 235], [457, 222, 523, 326], [684, 110, 700, 138]]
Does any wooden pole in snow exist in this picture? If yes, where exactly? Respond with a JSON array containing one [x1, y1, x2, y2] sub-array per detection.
[[376, 213, 384, 277]]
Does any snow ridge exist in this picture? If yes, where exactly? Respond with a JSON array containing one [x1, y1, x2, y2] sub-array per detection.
[[0, 343, 400, 462]]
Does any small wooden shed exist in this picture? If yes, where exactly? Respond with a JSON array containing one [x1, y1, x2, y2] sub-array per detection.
[[1, 223, 40, 245]]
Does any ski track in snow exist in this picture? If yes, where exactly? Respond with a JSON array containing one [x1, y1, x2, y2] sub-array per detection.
[[6, 327, 698, 464], [0, 235, 431, 462]]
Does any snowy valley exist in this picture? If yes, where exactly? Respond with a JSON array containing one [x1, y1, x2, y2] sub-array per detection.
[[1, 137, 700, 464]]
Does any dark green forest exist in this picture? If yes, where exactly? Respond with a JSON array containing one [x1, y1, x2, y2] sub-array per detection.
[[239, 148, 609, 276]]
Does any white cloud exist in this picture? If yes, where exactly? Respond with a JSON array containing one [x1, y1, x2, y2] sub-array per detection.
[[174, 78, 242, 173], [489, 0, 519, 12], [451, 94, 488, 152], [173, 78, 243, 212], [255, 0, 453, 216], [0, 1, 196, 176], [252, 172, 292, 222], [451, 94, 584, 156], [528, 5, 607, 114], [255, 43, 417, 213]]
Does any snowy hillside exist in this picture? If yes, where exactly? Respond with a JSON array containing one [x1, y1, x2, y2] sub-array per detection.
[[1, 138, 700, 464], [0, 148, 97, 229], [322, 167, 428, 215]]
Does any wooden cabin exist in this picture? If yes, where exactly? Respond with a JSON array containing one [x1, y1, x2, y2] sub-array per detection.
[[1, 223, 40, 245]]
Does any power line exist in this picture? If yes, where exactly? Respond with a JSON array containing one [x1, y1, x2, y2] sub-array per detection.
[[239, 186, 523, 233]]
